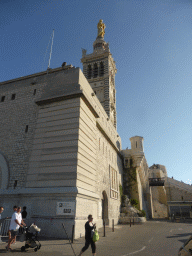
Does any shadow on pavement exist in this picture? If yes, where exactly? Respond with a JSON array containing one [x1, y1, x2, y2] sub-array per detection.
[[0, 248, 22, 253], [178, 239, 190, 244], [167, 233, 192, 239]]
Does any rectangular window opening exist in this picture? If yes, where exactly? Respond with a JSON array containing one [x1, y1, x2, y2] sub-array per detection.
[[125, 159, 129, 167], [1, 96, 5, 102], [14, 180, 17, 189], [25, 125, 29, 133], [11, 94, 16, 100]]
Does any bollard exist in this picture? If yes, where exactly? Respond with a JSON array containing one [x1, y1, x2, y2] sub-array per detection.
[[130, 219, 131, 227], [133, 218, 134, 225], [103, 220, 106, 237], [112, 219, 114, 232], [71, 225, 74, 243]]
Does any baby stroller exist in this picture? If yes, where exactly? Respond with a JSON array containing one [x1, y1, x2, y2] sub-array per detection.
[[20, 224, 41, 252]]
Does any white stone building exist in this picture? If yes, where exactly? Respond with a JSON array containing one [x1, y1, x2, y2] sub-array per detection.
[[0, 21, 123, 238]]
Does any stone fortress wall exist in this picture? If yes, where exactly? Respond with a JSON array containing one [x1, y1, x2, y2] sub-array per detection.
[[121, 136, 153, 219], [166, 177, 192, 202], [0, 66, 123, 238], [122, 139, 192, 220], [0, 75, 41, 189]]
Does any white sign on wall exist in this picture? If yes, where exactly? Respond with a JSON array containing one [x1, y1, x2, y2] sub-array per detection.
[[56, 202, 75, 216]]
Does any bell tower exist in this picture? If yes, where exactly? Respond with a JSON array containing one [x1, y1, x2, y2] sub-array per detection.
[[81, 20, 117, 128]]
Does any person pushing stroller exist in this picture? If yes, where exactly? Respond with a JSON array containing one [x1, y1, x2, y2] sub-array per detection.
[[6, 206, 26, 251]]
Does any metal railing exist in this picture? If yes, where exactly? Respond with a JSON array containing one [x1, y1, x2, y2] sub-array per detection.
[[1, 219, 11, 236], [149, 178, 165, 186], [0, 218, 29, 236]]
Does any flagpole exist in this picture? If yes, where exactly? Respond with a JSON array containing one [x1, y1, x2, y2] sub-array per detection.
[[48, 29, 54, 69]]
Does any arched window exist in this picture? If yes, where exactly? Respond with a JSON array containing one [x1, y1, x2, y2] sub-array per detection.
[[87, 65, 92, 79], [93, 63, 98, 78], [99, 62, 104, 76]]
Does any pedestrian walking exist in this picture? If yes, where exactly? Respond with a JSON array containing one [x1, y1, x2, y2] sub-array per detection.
[[0, 206, 4, 243], [6, 206, 26, 251], [0, 206, 4, 220], [7, 206, 17, 244], [22, 206, 27, 219], [21, 206, 27, 233], [78, 214, 96, 256]]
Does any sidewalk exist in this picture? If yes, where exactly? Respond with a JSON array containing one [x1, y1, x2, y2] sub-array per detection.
[[1, 220, 191, 255], [0, 224, 138, 255]]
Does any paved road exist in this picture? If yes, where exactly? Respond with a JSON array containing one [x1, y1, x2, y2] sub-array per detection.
[[0, 220, 191, 255]]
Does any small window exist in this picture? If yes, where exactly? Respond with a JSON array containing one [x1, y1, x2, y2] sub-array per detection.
[[1, 96, 5, 102], [93, 63, 98, 78], [99, 62, 104, 76], [33, 89, 36, 95], [11, 94, 16, 100], [14, 180, 17, 189], [25, 125, 28, 133], [110, 167, 118, 199], [136, 141, 137, 148]]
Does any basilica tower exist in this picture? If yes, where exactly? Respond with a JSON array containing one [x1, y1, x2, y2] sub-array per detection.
[[81, 20, 117, 128]]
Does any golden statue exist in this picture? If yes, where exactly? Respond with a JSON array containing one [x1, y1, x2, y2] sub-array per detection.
[[97, 19, 106, 38]]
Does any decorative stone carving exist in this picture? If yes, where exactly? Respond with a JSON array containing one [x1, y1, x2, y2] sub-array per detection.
[[82, 48, 87, 57]]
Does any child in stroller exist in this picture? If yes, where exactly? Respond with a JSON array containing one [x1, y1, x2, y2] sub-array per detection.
[[20, 223, 41, 252]]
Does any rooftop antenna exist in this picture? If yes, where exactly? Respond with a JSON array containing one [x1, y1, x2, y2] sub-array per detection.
[[47, 29, 54, 70]]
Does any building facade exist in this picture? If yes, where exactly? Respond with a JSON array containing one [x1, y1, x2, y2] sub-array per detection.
[[121, 136, 153, 219], [0, 21, 123, 238]]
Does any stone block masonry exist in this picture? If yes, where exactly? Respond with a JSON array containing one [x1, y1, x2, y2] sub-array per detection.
[[0, 76, 45, 188], [0, 67, 123, 238]]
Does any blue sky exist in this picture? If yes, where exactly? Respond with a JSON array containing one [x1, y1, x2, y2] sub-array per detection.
[[0, 0, 192, 184]]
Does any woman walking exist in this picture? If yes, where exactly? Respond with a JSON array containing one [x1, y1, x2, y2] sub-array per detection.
[[78, 214, 96, 256]]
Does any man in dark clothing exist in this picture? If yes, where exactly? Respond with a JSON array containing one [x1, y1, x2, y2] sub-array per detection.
[[22, 206, 27, 219], [78, 214, 96, 256]]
